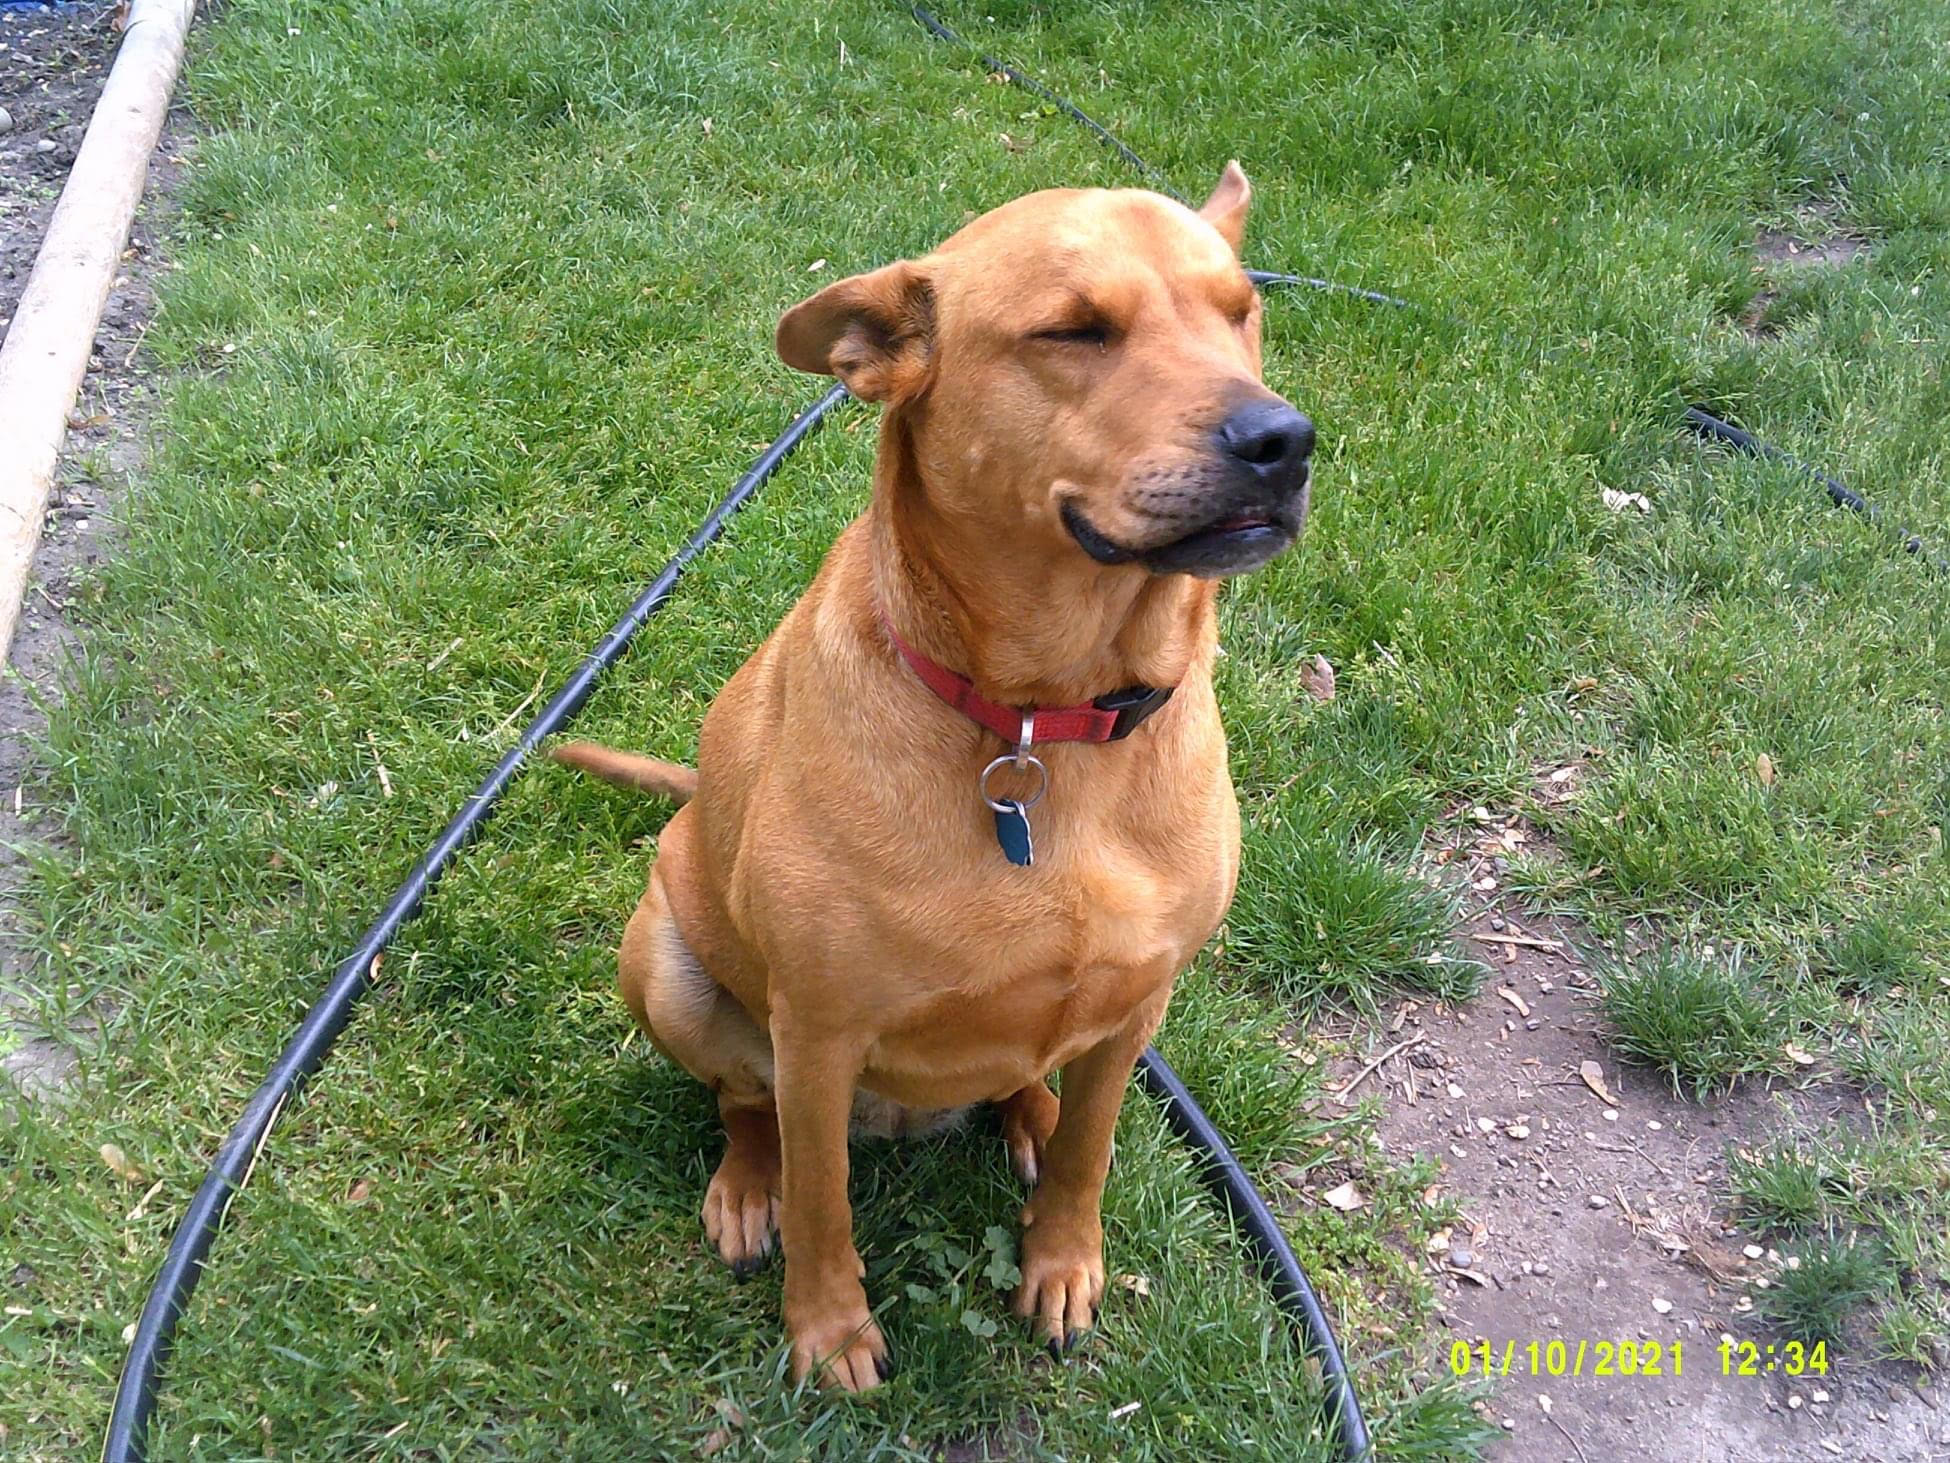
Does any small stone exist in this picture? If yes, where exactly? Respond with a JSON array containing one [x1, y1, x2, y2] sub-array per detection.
[[1652, 1298, 1673, 1315], [1489, 914, 1507, 931], [1812, 1389, 1830, 1404], [1507, 1124, 1531, 1139], [1525, 1019, 1541, 1031], [1588, 1195, 1609, 1209], [1743, 1245, 1765, 1259], [1602, 1109, 1619, 1122], [1533, 1261, 1550, 1276], [1451, 1247, 1474, 1269], [36, 137, 58, 154], [0, 106, 14, 133], [1521, 1261, 1535, 1275], [1476, 1117, 1497, 1133], [1788, 1394, 1803, 1411], [1785, 1256, 1801, 1271], [1501, 1418, 1515, 1431], [1646, 1120, 1663, 1131]]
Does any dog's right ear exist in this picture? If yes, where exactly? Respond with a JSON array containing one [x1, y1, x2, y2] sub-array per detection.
[[775, 260, 936, 404]]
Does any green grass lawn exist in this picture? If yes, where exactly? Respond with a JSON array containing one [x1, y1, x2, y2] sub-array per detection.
[[4, 0, 1949, 1455]]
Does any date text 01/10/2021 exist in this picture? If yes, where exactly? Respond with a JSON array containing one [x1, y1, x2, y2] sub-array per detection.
[[1448, 1338, 1831, 1379]]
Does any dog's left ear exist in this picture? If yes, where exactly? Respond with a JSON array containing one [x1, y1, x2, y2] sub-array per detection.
[[1198, 160, 1252, 255], [775, 260, 936, 404]]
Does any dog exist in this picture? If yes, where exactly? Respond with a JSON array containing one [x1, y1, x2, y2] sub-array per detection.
[[553, 162, 1313, 1392]]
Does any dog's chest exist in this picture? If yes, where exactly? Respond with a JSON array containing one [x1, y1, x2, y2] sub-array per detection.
[[860, 811, 1237, 1100]]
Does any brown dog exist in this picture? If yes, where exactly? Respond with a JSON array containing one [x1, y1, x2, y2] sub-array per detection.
[[553, 163, 1313, 1392]]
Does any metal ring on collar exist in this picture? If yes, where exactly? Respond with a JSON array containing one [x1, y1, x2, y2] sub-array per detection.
[[981, 751, 1048, 813]]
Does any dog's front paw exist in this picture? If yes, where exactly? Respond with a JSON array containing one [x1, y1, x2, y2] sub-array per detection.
[[1013, 1211, 1105, 1354], [787, 1289, 892, 1393]]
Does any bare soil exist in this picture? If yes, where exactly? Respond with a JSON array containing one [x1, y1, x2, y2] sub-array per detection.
[[1330, 806, 1948, 1462], [1741, 202, 1873, 337], [0, 0, 188, 1100]]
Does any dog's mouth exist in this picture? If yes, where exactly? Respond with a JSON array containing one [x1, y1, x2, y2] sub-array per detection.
[[1062, 495, 1305, 579]]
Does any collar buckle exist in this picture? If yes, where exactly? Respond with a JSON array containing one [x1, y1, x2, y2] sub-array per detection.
[[1095, 684, 1175, 740]]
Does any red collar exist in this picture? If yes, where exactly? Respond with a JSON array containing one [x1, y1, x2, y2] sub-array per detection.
[[881, 615, 1175, 747]]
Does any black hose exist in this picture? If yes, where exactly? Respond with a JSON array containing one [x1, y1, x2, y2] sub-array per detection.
[[102, 383, 850, 1463], [1248, 268, 1413, 311], [909, 5, 1187, 203], [910, 6, 1413, 313], [1683, 407, 1946, 572], [1135, 1049, 1374, 1461]]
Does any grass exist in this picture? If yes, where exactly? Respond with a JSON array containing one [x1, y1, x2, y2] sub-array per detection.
[[1729, 1141, 1852, 1232], [1760, 1235, 1891, 1346], [1596, 948, 1788, 1097], [2, 0, 1949, 1455]]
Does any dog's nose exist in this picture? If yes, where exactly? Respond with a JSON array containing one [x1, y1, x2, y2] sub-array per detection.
[[1216, 400, 1314, 481]]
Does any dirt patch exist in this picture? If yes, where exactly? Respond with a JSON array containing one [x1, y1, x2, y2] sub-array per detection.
[[1327, 810, 1947, 1461], [1742, 202, 1874, 339], [0, 0, 189, 1100], [1754, 232, 1872, 271]]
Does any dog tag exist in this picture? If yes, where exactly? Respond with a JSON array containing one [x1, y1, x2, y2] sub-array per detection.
[[993, 799, 1034, 866]]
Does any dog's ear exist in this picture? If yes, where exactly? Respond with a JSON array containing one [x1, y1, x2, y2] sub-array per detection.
[[1198, 160, 1252, 255], [775, 260, 936, 404]]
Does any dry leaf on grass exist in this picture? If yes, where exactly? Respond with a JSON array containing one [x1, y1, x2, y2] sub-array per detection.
[[1756, 752, 1777, 787], [1323, 1181, 1366, 1212], [1300, 653, 1337, 701], [100, 1143, 144, 1184], [1783, 1041, 1816, 1066]]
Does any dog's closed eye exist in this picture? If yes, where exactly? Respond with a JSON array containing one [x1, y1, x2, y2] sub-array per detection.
[[1031, 322, 1112, 348]]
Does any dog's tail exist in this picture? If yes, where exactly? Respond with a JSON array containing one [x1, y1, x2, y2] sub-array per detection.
[[549, 741, 698, 806]]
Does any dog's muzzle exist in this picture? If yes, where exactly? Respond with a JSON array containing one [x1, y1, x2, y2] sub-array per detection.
[[1065, 399, 1315, 579]]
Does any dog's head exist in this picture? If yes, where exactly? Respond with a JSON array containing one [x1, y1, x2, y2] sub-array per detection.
[[776, 165, 1312, 579]]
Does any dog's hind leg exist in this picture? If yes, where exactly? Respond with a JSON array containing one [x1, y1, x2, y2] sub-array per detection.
[[619, 849, 781, 1275], [997, 1081, 1060, 1187]]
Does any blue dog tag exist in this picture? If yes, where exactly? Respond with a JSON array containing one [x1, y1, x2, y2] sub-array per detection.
[[993, 799, 1034, 866]]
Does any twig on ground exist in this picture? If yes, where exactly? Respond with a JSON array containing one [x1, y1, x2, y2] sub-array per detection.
[[487, 670, 546, 741], [1337, 1034, 1425, 1105], [1592, 1139, 1672, 1178], [366, 729, 393, 798], [1541, 1400, 1591, 1463], [1469, 932, 1562, 950], [426, 635, 463, 671]]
